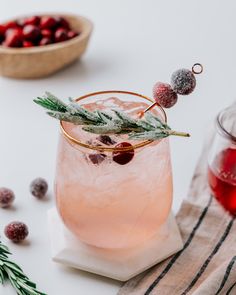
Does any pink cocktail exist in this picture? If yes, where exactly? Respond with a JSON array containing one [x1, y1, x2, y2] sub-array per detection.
[[55, 91, 173, 249]]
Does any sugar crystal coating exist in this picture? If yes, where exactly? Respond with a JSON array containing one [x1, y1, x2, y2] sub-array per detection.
[[153, 82, 178, 108], [171, 69, 196, 95], [4, 222, 29, 243], [30, 177, 48, 199]]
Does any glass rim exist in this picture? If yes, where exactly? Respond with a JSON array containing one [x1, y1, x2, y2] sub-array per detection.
[[60, 90, 167, 152], [216, 107, 236, 143]]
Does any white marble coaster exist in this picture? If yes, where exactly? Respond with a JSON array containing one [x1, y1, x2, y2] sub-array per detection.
[[48, 208, 183, 281]]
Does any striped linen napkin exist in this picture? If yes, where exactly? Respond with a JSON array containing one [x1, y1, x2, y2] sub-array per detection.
[[118, 139, 236, 295]]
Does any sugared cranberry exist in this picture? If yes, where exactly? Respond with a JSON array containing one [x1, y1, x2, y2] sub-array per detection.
[[97, 135, 116, 146], [171, 69, 196, 95], [113, 142, 135, 165], [0, 188, 15, 208], [23, 25, 41, 41], [40, 16, 57, 30], [4, 222, 29, 243], [41, 29, 53, 39], [67, 30, 79, 39], [23, 40, 34, 48], [23, 16, 41, 26], [88, 153, 107, 165], [54, 28, 68, 42], [153, 82, 178, 108], [39, 37, 52, 46], [55, 17, 70, 30], [3, 30, 22, 47], [30, 178, 48, 199]]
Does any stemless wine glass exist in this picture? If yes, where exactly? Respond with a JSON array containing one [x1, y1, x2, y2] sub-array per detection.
[[54, 90, 173, 249], [208, 105, 236, 215]]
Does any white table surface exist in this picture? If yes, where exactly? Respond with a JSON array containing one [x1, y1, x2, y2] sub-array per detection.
[[0, 0, 236, 294]]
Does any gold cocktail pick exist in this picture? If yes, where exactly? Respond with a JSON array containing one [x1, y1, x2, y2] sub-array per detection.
[[139, 63, 203, 118]]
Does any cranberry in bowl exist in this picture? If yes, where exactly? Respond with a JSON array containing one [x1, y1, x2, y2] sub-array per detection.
[[0, 14, 93, 78]]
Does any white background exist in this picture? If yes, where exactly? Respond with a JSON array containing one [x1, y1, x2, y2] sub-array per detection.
[[0, 0, 236, 294]]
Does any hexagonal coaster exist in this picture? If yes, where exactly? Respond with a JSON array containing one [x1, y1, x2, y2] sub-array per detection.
[[48, 208, 183, 281]]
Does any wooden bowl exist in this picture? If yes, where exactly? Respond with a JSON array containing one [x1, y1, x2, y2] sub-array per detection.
[[0, 14, 93, 79]]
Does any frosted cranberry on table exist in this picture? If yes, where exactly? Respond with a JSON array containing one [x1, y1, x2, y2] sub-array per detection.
[[0, 187, 15, 208], [4, 222, 29, 243], [30, 177, 48, 199]]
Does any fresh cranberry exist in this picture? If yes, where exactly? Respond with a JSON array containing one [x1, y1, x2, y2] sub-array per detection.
[[97, 135, 116, 146], [39, 37, 52, 46], [5, 27, 22, 37], [0, 25, 5, 42], [4, 222, 29, 243], [41, 29, 53, 39], [40, 16, 57, 30], [23, 16, 41, 26], [23, 40, 34, 48], [113, 142, 134, 165], [4, 21, 19, 30], [23, 25, 41, 41], [55, 16, 70, 30], [3, 30, 22, 47], [67, 30, 79, 39], [0, 24, 6, 35], [54, 28, 68, 42], [88, 153, 107, 165]]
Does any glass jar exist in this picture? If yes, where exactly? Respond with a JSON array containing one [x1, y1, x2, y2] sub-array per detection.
[[208, 105, 236, 214], [55, 90, 173, 249]]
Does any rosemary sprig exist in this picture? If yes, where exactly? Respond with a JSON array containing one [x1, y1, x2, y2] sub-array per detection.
[[34, 92, 190, 140], [0, 241, 46, 295]]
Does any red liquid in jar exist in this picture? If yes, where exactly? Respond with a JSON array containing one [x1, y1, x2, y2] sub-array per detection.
[[208, 148, 236, 215]]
